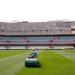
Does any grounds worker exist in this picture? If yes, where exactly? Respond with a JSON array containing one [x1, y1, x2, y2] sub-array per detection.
[[31, 49, 38, 58]]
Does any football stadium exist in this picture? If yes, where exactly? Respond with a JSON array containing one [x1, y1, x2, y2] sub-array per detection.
[[0, 21, 75, 75]]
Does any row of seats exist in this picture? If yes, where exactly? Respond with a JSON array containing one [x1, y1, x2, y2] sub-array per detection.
[[1, 36, 75, 40], [0, 40, 74, 44], [0, 21, 72, 34], [0, 36, 75, 44]]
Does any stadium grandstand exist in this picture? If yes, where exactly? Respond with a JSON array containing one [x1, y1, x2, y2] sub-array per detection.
[[0, 20, 75, 49]]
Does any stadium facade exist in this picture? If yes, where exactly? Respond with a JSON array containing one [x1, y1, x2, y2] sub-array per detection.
[[0, 21, 75, 49]]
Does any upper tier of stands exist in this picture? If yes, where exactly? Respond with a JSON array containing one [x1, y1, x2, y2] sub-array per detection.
[[0, 21, 74, 35]]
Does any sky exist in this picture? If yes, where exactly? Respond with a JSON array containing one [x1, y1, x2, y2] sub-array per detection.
[[0, 0, 75, 22]]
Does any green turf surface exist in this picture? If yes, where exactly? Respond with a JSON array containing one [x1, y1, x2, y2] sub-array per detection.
[[64, 50, 75, 54], [0, 50, 30, 75], [53, 50, 75, 62], [17, 50, 75, 75], [0, 50, 29, 58], [0, 50, 75, 75]]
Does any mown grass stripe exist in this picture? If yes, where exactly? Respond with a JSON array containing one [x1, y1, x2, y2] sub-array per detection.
[[16, 50, 75, 75], [64, 50, 75, 54], [0, 50, 29, 58], [52, 50, 75, 62], [0, 55, 24, 75], [0, 51, 30, 75]]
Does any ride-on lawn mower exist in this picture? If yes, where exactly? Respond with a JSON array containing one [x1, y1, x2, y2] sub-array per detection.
[[25, 50, 40, 67]]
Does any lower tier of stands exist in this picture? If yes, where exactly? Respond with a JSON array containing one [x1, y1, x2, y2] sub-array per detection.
[[0, 45, 74, 49], [0, 36, 75, 45]]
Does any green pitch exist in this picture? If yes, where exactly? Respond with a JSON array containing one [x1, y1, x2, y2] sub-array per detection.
[[0, 50, 75, 75]]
